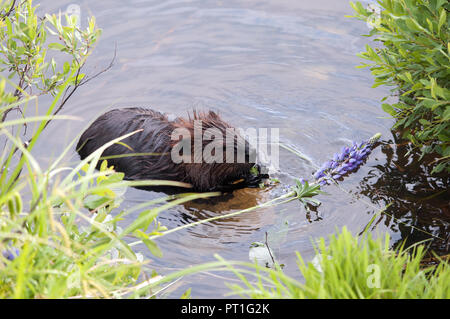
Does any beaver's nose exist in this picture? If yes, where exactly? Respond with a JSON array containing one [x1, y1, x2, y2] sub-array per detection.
[[245, 166, 269, 186]]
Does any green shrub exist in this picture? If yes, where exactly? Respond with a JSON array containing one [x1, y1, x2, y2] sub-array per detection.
[[222, 227, 450, 298], [0, 0, 102, 107], [350, 0, 450, 174]]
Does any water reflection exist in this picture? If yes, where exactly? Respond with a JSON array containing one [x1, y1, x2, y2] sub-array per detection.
[[177, 187, 277, 242], [358, 130, 449, 254]]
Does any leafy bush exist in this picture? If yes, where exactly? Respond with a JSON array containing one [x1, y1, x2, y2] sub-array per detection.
[[0, 0, 101, 101], [222, 227, 450, 298], [350, 0, 450, 173]]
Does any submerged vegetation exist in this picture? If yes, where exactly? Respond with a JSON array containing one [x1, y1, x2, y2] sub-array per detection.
[[0, 0, 448, 299]]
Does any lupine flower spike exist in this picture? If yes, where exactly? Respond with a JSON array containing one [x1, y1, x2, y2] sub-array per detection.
[[292, 133, 381, 209], [2, 247, 20, 261], [313, 133, 381, 186]]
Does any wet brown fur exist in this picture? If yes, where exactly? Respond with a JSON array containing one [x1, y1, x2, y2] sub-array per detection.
[[76, 107, 266, 192]]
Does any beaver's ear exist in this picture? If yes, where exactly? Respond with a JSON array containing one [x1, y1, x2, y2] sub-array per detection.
[[207, 110, 220, 120]]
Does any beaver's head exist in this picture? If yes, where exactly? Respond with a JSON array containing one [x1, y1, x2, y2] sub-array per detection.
[[170, 110, 269, 192]]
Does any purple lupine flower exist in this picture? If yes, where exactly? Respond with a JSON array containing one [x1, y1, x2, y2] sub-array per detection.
[[313, 133, 381, 186], [2, 247, 20, 261]]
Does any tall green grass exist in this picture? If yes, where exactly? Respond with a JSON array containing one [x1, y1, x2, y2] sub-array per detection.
[[220, 227, 450, 299], [0, 97, 218, 298]]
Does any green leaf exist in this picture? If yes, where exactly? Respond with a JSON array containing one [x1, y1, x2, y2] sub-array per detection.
[[63, 61, 70, 74], [181, 288, 191, 299], [418, 119, 431, 126], [443, 107, 450, 121], [381, 103, 396, 116], [83, 194, 112, 210], [431, 162, 446, 174], [438, 8, 446, 33], [123, 209, 158, 235], [48, 43, 66, 51], [142, 238, 163, 258]]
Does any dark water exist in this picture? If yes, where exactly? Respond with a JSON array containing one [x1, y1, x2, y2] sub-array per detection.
[[30, 0, 449, 298]]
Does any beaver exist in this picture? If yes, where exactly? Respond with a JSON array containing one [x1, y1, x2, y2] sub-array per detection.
[[76, 107, 268, 192]]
